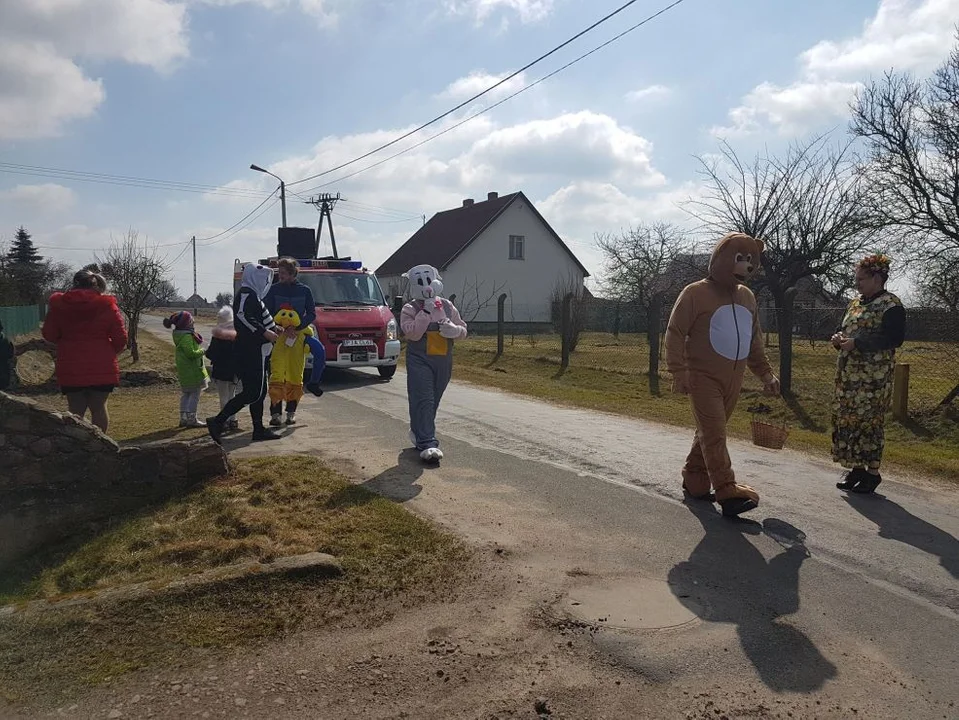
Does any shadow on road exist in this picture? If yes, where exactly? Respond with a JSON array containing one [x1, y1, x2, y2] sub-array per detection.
[[843, 494, 959, 580], [313, 367, 393, 395], [356, 448, 431, 503], [668, 500, 837, 693]]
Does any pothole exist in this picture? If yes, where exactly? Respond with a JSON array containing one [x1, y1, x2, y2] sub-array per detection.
[[563, 577, 702, 631]]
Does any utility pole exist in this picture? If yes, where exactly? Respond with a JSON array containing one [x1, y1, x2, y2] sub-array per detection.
[[192, 235, 197, 316], [309, 192, 341, 258], [279, 180, 287, 228]]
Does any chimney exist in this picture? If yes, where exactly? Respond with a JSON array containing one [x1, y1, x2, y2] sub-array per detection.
[[463, 198, 474, 207], [487, 191, 498, 201]]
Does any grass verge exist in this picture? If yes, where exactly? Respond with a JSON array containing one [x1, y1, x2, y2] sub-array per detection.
[[0, 455, 473, 706], [431, 333, 959, 482]]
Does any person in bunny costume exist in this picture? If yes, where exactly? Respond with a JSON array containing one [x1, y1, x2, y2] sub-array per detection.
[[400, 264, 468, 463]]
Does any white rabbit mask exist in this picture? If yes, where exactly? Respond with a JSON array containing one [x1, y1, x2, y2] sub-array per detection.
[[404, 264, 444, 300]]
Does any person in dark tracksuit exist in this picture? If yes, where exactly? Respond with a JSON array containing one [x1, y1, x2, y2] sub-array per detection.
[[206, 263, 281, 444]]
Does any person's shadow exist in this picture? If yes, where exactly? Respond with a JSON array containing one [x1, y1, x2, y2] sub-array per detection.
[[843, 494, 959, 580], [668, 501, 837, 692], [358, 448, 430, 503]]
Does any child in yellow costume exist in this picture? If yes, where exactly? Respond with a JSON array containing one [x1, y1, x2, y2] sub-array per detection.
[[268, 304, 325, 425]]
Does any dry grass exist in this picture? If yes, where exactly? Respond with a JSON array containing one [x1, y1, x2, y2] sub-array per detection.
[[436, 332, 959, 482], [0, 456, 473, 705]]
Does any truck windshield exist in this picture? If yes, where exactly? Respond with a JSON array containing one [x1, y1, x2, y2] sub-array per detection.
[[296, 272, 386, 307]]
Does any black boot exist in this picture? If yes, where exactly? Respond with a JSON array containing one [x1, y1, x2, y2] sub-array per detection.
[[837, 468, 867, 490], [851, 471, 882, 494], [206, 416, 226, 445], [251, 426, 282, 442]]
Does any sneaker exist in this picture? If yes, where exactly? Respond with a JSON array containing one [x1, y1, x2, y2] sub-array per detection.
[[419, 447, 443, 462], [269, 414, 283, 427], [305, 382, 323, 397], [226, 419, 240, 433], [185, 413, 206, 428], [206, 416, 226, 445], [286, 412, 297, 425], [252, 426, 283, 442]]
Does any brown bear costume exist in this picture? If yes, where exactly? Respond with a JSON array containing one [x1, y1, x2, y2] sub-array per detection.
[[665, 232, 780, 517]]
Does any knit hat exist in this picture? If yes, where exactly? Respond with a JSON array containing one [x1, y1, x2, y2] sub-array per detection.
[[212, 306, 236, 340], [163, 310, 194, 331]]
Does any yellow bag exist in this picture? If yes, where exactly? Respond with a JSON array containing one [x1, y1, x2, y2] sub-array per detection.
[[426, 331, 450, 356]]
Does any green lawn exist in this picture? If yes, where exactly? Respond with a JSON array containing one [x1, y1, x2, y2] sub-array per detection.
[[436, 332, 959, 482]]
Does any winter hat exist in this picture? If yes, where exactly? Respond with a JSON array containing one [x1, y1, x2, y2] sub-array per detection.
[[163, 310, 194, 331], [212, 305, 236, 340]]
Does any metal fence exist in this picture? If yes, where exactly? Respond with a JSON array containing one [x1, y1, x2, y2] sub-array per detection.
[[0, 304, 42, 338], [459, 298, 959, 416]]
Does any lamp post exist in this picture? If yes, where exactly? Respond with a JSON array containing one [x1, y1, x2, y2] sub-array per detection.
[[249, 163, 287, 228]]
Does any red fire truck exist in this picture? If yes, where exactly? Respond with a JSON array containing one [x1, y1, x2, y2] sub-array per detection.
[[233, 256, 400, 379]]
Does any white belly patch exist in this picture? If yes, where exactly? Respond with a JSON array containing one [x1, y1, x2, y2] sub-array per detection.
[[709, 304, 753, 361]]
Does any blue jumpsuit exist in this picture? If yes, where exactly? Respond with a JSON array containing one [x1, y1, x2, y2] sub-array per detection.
[[406, 298, 456, 451]]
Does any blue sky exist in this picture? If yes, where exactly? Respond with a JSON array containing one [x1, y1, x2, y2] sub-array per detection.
[[1, 0, 956, 300]]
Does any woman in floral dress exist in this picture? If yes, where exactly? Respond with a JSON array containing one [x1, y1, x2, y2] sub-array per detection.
[[831, 254, 906, 494]]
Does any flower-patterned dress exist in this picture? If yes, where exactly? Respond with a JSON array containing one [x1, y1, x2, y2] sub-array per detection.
[[831, 291, 905, 470]]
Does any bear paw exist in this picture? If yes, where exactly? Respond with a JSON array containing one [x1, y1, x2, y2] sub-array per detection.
[[715, 483, 759, 517]]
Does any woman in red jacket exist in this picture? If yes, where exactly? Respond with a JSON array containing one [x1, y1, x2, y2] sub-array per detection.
[[42, 269, 128, 432]]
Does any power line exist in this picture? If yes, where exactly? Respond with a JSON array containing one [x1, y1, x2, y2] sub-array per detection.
[[0, 162, 271, 199], [334, 211, 421, 224], [286, 0, 657, 188], [296, 0, 688, 195], [195, 189, 279, 245]]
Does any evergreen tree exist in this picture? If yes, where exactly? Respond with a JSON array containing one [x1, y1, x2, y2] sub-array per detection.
[[6, 226, 43, 266], [5, 226, 48, 304]]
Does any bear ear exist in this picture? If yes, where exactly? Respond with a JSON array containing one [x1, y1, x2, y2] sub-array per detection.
[[753, 236, 765, 255]]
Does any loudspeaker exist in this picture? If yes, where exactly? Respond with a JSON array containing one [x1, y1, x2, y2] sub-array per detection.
[[277, 227, 316, 259]]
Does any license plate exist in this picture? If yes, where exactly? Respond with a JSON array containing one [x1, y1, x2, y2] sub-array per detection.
[[341, 339, 373, 347], [351, 352, 369, 362]]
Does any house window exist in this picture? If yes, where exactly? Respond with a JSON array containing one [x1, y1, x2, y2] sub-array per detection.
[[509, 235, 525, 260]]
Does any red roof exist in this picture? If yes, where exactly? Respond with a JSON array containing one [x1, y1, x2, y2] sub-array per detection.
[[375, 191, 589, 278]]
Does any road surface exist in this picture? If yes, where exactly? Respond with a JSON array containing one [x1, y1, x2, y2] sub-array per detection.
[[137, 315, 959, 717]]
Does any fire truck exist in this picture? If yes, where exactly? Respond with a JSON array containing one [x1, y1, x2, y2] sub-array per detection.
[[232, 254, 400, 380]]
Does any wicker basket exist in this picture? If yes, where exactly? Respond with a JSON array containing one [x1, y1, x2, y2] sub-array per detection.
[[750, 416, 789, 450]]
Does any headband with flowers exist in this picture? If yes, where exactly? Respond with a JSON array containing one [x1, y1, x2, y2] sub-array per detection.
[[858, 253, 892, 275]]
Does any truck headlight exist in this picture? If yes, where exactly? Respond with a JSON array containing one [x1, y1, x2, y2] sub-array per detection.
[[386, 318, 397, 341]]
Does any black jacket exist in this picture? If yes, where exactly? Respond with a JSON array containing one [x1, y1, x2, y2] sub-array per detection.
[[233, 288, 277, 352], [205, 336, 238, 382]]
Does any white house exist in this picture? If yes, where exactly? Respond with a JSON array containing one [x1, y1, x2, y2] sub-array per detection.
[[375, 191, 589, 323]]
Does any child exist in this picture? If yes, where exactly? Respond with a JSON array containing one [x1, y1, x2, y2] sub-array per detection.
[[163, 310, 209, 428], [205, 305, 241, 433], [400, 264, 467, 463], [0, 319, 14, 391]]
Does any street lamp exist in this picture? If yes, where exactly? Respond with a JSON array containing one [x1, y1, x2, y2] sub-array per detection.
[[250, 163, 287, 228]]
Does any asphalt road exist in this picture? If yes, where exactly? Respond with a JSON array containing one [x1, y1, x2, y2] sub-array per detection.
[[142, 316, 959, 715]]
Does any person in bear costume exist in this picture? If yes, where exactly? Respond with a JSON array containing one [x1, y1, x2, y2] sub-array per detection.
[[665, 232, 780, 517], [400, 264, 468, 463], [267, 304, 325, 426]]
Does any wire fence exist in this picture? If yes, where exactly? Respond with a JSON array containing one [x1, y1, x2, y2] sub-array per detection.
[[455, 299, 959, 417]]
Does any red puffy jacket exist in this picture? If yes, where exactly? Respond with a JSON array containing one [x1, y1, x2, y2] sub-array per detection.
[[42, 289, 128, 388]]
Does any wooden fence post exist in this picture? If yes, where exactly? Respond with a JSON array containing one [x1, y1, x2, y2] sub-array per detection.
[[496, 293, 508, 357], [648, 293, 663, 382], [892, 363, 910, 421], [560, 293, 573, 372]]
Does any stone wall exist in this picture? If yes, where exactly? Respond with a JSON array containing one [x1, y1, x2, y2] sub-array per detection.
[[0, 391, 229, 570]]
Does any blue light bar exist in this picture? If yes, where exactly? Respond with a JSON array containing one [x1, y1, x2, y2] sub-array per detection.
[[297, 259, 363, 270]]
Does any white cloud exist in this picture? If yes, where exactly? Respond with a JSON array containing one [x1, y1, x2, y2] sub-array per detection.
[[625, 84, 673, 104], [467, 111, 667, 188], [446, 0, 553, 24], [438, 71, 527, 101], [0, 184, 78, 212], [193, 0, 341, 26], [715, 0, 959, 137], [0, 0, 188, 140]]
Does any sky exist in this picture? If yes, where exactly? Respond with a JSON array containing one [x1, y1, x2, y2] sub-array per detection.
[[1, 0, 957, 302]]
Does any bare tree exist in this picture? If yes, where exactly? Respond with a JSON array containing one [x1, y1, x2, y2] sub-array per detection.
[[550, 272, 587, 352], [685, 135, 878, 393], [596, 222, 692, 311], [214, 292, 233, 308], [850, 29, 959, 261], [452, 276, 509, 324], [96, 229, 167, 363], [153, 279, 183, 306], [915, 250, 959, 310]]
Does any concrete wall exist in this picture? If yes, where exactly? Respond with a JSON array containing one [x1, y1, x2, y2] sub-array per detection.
[[0, 392, 228, 571]]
